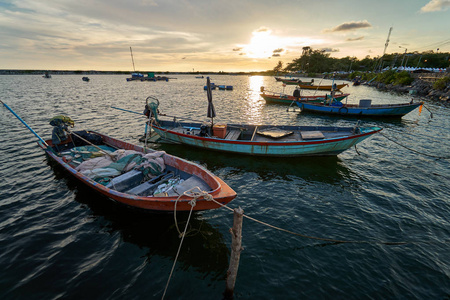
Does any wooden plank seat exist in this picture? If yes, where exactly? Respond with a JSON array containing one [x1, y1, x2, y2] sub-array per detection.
[[300, 131, 325, 140], [225, 129, 242, 140]]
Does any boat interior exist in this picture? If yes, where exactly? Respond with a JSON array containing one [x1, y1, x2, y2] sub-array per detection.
[[50, 133, 211, 197], [159, 121, 360, 142]]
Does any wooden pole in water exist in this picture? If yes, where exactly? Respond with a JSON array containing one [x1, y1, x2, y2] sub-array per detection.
[[224, 207, 244, 299]]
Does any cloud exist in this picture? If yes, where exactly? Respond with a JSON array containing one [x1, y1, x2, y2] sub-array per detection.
[[321, 48, 339, 53], [255, 26, 270, 33], [323, 20, 372, 33], [420, 0, 450, 12], [272, 53, 281, 57], [273, 48, 284, 53], [233, 47, 243, 51], [346, 36, 365, 41]]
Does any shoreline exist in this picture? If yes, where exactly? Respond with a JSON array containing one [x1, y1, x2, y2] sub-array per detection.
[[364, 77, 450, 103]]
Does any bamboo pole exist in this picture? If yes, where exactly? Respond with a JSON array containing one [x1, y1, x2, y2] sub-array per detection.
[[224, 207, 244, 299]]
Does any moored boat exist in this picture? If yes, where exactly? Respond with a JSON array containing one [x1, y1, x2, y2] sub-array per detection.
[[150, 120, 382, 157], [279, 78, 314, 85], [0, 101, 236, 212], [141, 78, 382, 156], [297, 83, 349, 90], [260, 90, 349, 105], [296, 99, 424, 118], [39, 129, 236, 212]]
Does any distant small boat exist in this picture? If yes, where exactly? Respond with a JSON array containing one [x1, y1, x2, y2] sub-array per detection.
[[82, 77, 90, 82], [43, 72, 51, 78], [296, 99, 424, 118], [195, 75, 204, 78], [203, 83, 233, 90], [126, 72, 171, 82]]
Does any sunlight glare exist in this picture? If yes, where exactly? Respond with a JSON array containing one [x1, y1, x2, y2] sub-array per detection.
[[245, 30, 282, 59]]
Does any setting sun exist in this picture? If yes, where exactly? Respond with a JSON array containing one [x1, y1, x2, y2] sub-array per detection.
[[244, 28, 284, 59]]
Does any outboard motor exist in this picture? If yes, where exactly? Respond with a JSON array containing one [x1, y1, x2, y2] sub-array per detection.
[[49, 115, 74, 151], [199, 124, 208, 137]]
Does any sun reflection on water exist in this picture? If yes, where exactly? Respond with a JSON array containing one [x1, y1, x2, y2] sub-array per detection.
[[241, 75, 265, 124]]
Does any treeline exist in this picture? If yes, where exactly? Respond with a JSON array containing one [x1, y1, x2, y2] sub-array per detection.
[[273, 47, 450, 74]]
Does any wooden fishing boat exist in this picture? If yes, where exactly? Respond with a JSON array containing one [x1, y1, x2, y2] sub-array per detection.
[[279, 78, 314, 85], [1, 100, 235, 212], [141, 78, 381, 157], [296, 99, 424, 118], [297, 83, 349, 90], [150, 120, 382, 157], [36, 130, 236, 212], [260, 91, 349, 105]]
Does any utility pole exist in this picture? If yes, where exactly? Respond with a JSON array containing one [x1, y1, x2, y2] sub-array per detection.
[[399, 46, 407, 68]]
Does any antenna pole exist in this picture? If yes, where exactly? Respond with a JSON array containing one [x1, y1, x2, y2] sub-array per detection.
[[130, 47, 136, 72]]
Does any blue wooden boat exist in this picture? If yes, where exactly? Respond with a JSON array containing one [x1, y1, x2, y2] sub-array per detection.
[[143, 78, 381, 157], [296, 99, 423, 118], [150, 120, 382, 157]]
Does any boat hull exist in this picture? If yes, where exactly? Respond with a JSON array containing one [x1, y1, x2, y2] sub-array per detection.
[[38, 132, 236, 212], [297, 102, 423, 117], [151, 122, 382, 157]]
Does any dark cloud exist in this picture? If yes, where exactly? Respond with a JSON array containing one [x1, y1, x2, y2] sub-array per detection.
[[273, 48, 284, 53], [321, 48, 339, 53], [324, 20, 372, 32], [346, 36, 365, 41], [233, 47, 243, 51], [272, 53, 281, 57]]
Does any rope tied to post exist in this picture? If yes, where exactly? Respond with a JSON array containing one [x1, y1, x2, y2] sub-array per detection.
[[204, 196, 448, 246]]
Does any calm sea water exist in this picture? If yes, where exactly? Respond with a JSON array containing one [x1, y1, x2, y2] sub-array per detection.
[[0, 74, 449, 299]]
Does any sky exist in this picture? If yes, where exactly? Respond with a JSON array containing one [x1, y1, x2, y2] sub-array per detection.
[[0, 0, 449, 72]]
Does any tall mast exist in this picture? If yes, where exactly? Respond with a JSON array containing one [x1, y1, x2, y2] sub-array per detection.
[[382, 27, 393, 57], [130, 47, 136, 72], [375, 27, 393, 71]]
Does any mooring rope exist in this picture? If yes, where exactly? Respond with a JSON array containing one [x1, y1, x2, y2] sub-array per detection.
[[203, 197, 448, 245], [380, 131, 450, 159], [162, 191, 198, 300], [173, 187, 206, 237]]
